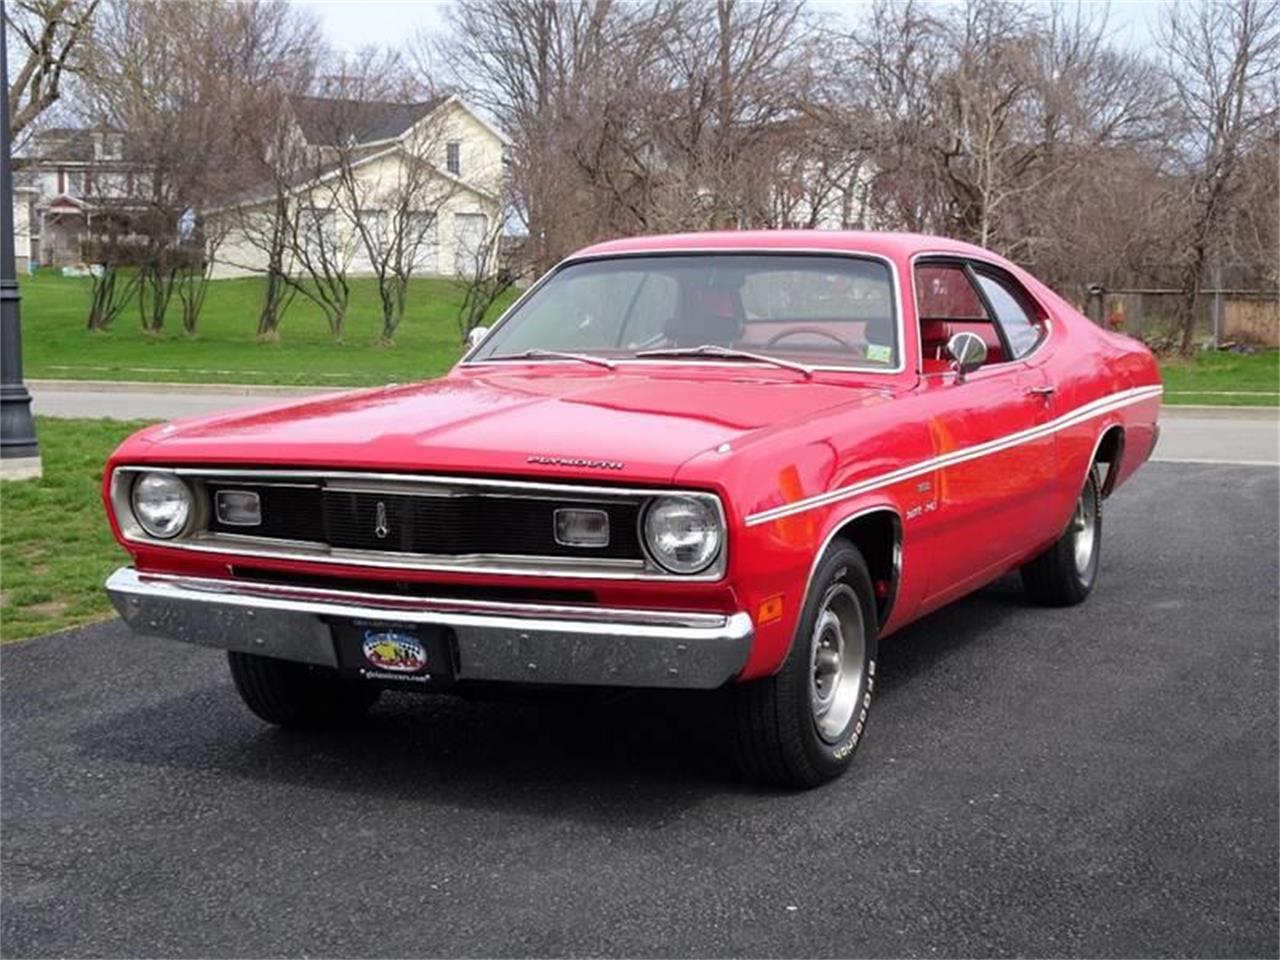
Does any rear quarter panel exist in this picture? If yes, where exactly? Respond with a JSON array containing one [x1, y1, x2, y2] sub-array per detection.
[[1022, 274, 1162, 501]]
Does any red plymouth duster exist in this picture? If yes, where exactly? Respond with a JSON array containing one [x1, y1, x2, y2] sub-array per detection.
[[103, 231, 1162, 787]]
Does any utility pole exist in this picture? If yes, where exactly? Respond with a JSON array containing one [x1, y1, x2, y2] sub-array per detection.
[[1, 10, 43, 480]]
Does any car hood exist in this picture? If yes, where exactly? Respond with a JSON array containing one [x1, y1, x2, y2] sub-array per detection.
[[124, 367, 897, 484]]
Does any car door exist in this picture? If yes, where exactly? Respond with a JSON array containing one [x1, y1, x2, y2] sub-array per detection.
[[913, 258, 1057, 608]]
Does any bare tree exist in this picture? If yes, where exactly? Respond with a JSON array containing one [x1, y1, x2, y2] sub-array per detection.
[[217, 35, 319, 340], [85, 0, 319, 335], [436, 0, 1273, 314], [439, 0, 652, 271], [455, 191, 524, 343], [824, 0, 1165, 271], [441, 0, 819, 261], [311, 51, 468, 343], [82, 222, 140, 331], [175, 214, 230, 334], [832, 0, 947, 232], [655, 0, 815, 229], [5, 0, 99, 145], [1159, 0, 1280, 353]]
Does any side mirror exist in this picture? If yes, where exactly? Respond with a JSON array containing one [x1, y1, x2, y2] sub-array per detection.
[[946, 331, 987, 382], [466, 325, 490, 350]]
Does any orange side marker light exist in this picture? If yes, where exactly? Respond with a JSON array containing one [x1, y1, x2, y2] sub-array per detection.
[[757, 595, 785, 624]]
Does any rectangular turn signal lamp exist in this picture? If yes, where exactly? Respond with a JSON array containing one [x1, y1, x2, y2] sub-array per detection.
[[554, 508, 610, 548], [215, 489, 262, 527]]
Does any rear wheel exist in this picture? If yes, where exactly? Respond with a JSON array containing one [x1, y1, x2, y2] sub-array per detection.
[[1021, 465, 1102, 606], [228, 652, 380, 727], [730, 540, 879, 788]]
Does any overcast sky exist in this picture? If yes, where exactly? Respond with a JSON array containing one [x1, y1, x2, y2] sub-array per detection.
[[296, 0, 1173, 56]]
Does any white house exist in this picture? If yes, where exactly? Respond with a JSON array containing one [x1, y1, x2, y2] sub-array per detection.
[[11, 127, 150, 267], [211, 94, 508, 281]]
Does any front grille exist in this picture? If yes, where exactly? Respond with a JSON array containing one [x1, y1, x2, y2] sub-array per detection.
[[207, 482, 644, 561], [208, 483, 322, 541]]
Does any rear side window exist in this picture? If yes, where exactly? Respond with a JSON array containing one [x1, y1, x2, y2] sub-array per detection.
[[916, 264, 989, 320], [974, 269, 1043, 359]]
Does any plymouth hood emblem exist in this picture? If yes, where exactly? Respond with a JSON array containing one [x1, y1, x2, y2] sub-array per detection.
[[527, 455, 625, 470], [374, 501, 390, 538]]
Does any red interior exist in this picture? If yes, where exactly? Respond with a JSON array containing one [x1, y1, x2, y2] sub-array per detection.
[[919, 319, 1007, 371]]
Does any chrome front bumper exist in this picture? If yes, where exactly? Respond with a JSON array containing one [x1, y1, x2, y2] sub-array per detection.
[[105, 568, 754, 689]]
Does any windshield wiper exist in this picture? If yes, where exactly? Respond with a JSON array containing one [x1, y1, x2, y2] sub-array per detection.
[[484, 348, 616, 370], [635, 344, 813, 379]]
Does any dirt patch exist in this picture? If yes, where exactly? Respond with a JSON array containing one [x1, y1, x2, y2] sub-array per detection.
[[26, 599, 70, 618]]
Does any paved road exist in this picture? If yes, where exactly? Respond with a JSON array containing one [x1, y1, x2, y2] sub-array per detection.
[[26, 379, 1280, 465], [2, 461, 1276, 958], [29, 380, 333, 421], [1156, 416, 1279, 465]]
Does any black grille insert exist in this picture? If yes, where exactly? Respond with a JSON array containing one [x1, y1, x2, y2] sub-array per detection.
[[205, 481, 645, 561]]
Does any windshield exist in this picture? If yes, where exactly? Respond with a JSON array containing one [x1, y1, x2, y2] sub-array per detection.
[[470, 254, 899, 370]]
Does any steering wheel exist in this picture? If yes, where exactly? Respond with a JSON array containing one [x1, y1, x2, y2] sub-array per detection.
[[765, 326, 858, 351]]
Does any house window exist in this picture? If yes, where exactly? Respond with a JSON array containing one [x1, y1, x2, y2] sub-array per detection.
[[446, 142, 461, 176], [57, 168, 65, 194], [95, 133, 123, 161]]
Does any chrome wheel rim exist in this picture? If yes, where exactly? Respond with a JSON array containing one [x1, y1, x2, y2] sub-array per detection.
[[809, 583, 866, 743], [1071, 481, 1099, 579]]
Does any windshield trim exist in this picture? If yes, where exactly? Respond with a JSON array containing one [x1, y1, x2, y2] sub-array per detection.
[[457, 247, 908, 376]]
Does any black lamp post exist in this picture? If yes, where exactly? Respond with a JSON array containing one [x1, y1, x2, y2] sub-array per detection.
[[1, 10, 43, 479]]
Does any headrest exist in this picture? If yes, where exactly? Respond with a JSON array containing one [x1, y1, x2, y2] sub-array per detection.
[[920, 319, 953, 344], [664, 286, 743, 347]]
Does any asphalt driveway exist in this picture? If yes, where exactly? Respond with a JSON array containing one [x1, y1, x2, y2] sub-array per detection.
[[2, 462, 1277, 958]]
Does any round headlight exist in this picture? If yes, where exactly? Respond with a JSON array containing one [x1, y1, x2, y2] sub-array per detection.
[[130, 472, 193, 539], [643, 496, 723, 574]]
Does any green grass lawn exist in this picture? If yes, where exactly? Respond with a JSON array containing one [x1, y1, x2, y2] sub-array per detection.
[[0, 417, 150, 643], [1159, 350, 1279, 406], [19, 271, 517, 386]]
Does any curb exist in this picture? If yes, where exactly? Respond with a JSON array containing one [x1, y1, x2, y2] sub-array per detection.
[[1160, 405, 1278, 421], [28, 379, 342, 397]]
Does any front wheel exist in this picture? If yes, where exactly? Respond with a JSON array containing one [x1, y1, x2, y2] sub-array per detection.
[[730, 540, 879, 788], [1021, 465, 1103, 606], [228, 652, 380, 727]]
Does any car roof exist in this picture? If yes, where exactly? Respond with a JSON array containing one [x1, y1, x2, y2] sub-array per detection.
[[569, 230, 999, 263]]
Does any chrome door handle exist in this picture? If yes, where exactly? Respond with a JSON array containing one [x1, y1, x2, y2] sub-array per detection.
[[1026, 386, 1056, 398]]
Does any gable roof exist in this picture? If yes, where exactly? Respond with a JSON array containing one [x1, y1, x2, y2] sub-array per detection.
[[22, 127, 96, 162], [288, 94, 446, 147], [210, 140, 500, 214]]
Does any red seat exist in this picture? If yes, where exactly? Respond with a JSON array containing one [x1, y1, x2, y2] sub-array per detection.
[[918, 319, 1006, 368]]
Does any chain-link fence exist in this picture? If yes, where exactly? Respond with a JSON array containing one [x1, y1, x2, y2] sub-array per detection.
[[1081, 288, 1279, 350]]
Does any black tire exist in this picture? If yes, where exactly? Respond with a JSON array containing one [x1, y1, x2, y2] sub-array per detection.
[[1021, 465, 1103, 607], [730, 540, 879, 788], [227, 652, 380, 727]]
